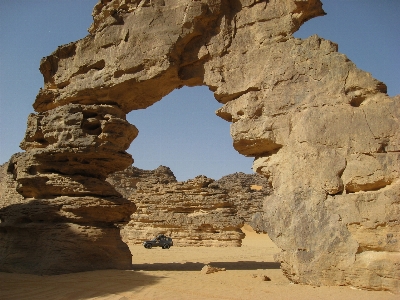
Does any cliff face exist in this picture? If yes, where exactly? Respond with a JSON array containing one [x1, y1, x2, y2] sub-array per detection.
[[107, 166, 270, 246], [0, 0, 398, 292]]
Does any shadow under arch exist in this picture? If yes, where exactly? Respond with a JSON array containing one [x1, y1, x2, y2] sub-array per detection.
[[0, 197, 134, 275], [133, 261, 280, 272]]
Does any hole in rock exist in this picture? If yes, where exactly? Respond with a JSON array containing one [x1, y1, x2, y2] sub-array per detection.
[[126, 86, 280, 273], [349, 96, 366, 107], [27, 166, 38, 175], [82, 111, 98, 119], [127, 86, 254, 182], [81, 118, 102, 135]]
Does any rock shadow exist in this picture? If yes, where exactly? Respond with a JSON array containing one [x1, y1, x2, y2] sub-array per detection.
[[0, 199, 133, 275], [133, 261, 280, 271]]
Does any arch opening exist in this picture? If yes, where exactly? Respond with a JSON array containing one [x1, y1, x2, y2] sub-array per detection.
[[126, 86, 254, 182]]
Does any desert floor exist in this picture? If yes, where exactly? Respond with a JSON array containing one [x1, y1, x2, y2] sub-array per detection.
[[1, 225, 396, 300]]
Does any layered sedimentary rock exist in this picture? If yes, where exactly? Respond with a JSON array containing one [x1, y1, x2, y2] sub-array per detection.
[[125, 175, 246, 246], [0, 163, 24, 208], [212, 172, 271, 225], [1, 0, 399, 292], [107, 166, 269, 246], [0, 106, 138, 274], [106, 165, 178, 199]]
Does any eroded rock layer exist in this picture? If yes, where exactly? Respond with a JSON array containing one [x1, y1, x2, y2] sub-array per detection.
[[0, 159, 136, 275], [107, 166, 270, 246], [1, 0, 399, 292]]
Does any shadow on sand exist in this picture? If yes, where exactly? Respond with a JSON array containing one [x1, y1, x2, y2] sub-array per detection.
[[133, 261, 281, 271], [0, 269, 163, 300]]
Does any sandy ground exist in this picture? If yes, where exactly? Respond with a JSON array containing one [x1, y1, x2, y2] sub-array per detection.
[[1, 225, 396, 300]]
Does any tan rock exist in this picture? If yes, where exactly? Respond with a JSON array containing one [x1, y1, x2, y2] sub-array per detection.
[[106, 166, 269, 247], [252, 274, 272, 281], [0, 161, 136, 275], [201, 264, 226, 274]]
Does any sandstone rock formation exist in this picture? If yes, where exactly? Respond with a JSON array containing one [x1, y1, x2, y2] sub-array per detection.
[[212, 172, 271, 226], [107, 166, 270, 246], [0, 158, 136, 275], [0, 0, 399, 292], [106, 165, 178, 199]]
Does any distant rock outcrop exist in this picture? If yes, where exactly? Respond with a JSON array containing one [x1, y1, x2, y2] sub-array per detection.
[[107, 165, 178, 198], [106, 166, 270, 246]]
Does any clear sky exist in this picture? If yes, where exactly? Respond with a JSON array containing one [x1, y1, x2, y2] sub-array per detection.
[[0, 0, 399, 181]]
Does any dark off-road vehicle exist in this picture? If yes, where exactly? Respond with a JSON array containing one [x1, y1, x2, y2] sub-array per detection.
[[143, 234, 173, 249]]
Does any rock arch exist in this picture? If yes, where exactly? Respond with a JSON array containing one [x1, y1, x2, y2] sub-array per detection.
[[0, 0, 398, 292]]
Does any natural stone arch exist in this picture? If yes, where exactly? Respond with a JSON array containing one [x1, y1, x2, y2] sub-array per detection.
[[0, 0, 398, 293]]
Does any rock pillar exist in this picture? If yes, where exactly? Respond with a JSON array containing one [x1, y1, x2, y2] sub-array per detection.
[[0, 103, 138, 274]]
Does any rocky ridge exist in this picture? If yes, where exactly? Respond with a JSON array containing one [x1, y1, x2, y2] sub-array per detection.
[[107, 166, 270, 246], [0, 0, 398, 292]]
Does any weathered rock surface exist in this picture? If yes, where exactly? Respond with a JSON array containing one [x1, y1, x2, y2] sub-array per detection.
[[201, 264, 226, 274], [0, 160, 136, 275], [0, 0, 398, 292], [211, 172, 271, 226], [107, 165, 270, 246], [106, 165, 178, 199]]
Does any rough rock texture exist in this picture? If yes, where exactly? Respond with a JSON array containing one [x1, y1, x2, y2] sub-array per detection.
[[1, 0, 399, 292], [106, 165, 178, 199], [211, 172, 271, 226], [107, 165, 269, 246], [0, 163, 24, 209], [0, 106, 138, 275], [0, 159, 136, 275], [201, 264, 226, 274]]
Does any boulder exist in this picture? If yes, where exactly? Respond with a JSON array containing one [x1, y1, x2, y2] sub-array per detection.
[[201, 264, 226, 274]]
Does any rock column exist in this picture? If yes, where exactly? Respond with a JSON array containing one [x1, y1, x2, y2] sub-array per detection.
[[0, 103, 138, 274]]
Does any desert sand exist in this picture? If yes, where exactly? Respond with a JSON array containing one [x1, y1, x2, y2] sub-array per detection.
[[0, 225, 396, 300]]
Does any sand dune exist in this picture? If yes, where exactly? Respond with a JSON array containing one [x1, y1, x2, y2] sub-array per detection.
[[1, 226, 396, 300]]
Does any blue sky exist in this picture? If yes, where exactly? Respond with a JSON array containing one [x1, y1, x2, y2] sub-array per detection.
[[0, 0, 399, 181]]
